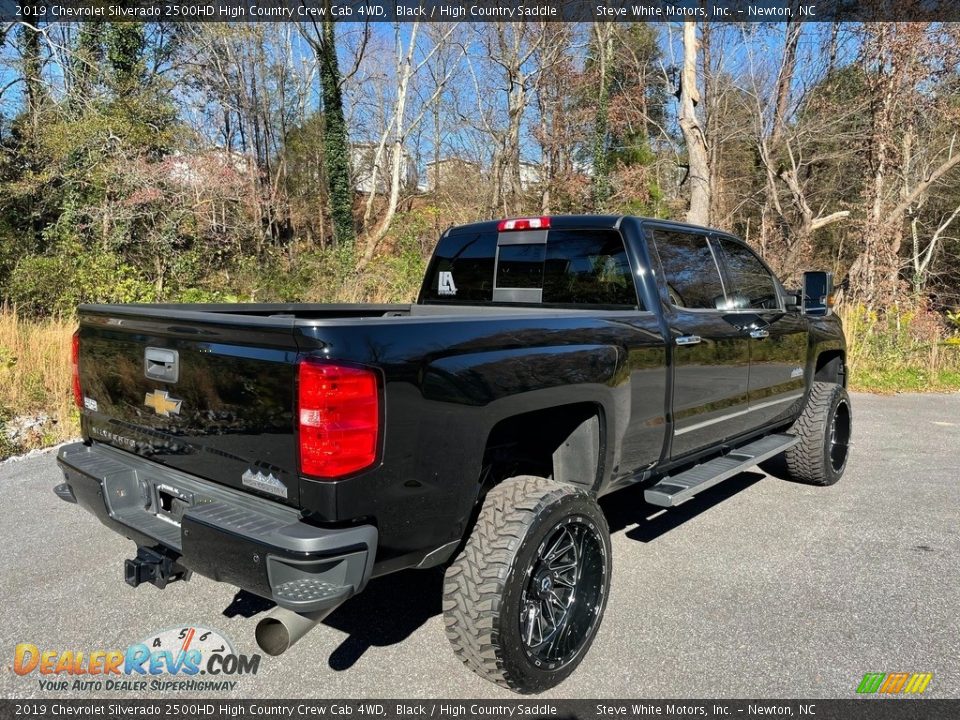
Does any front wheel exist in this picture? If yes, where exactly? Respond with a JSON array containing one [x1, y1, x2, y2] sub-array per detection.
[[764, 381, 852, 486], [442, 476, 611, 694]]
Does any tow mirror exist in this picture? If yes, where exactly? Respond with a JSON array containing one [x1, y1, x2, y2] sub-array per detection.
[[801, 271, 834, 316]]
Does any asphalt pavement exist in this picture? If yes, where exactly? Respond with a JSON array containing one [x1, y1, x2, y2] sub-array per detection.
[[1, 393, 958, 699]]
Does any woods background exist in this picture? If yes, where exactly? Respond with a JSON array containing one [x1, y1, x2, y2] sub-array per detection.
[[1, 19, 959, 454]]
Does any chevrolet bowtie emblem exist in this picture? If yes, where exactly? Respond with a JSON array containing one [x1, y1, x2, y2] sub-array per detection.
[[144, 390, 182, 417]]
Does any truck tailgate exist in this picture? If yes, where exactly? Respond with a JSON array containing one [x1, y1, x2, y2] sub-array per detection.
[[76, 307, 302, 507]]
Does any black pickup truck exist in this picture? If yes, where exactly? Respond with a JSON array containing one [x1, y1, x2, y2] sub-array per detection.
[[57, 215, 850, 693]]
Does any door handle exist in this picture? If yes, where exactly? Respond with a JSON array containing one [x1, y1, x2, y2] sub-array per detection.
[[144, 347, 179, 383], [676, 335, 702, 346], [749, 329, 770, 339]]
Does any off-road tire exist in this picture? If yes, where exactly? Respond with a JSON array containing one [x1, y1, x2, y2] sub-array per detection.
[[763, 381, 852, 486], [442, 475, 611, 694]]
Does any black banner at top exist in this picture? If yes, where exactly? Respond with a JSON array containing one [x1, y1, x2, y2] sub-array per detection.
[[4, 0, 960, 23]]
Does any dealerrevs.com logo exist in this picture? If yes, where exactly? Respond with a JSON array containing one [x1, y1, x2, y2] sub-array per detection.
[[13, 626, 261, 693], [856, 672, 934, 695]]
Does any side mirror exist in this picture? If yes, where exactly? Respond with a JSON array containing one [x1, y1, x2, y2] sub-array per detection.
[[801, 271, 834, 316]]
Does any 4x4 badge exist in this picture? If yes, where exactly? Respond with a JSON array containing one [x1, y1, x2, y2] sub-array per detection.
[[144, 390, 182, 417]]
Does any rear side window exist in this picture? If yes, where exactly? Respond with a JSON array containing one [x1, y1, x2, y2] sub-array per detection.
[[715, 237, 781, 310], [542, 230, 638, 307], [648, 229, 726, 310], [421, 230, 498, 303]]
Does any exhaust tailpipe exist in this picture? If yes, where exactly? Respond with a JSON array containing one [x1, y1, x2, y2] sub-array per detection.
[[255, 607, 335, 656]]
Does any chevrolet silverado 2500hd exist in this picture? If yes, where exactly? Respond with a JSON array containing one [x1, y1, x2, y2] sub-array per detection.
[[56, 215, 850, 693]]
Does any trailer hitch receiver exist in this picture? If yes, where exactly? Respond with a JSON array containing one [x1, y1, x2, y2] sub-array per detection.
[[124, 546, 192, 589]]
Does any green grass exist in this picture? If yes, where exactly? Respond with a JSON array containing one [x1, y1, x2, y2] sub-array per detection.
[[849, 366, 960, 393]]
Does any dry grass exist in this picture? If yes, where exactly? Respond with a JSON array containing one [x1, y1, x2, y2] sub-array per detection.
[[0, 307, 79, 456]]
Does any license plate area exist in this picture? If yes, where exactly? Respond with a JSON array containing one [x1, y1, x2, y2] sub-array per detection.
[[154, 483, 194, 526]]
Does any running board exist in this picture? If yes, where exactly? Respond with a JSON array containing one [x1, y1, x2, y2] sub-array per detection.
[[644, 433, 799, 508]]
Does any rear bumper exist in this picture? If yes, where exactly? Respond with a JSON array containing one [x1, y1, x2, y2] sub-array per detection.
[[56, 442, 376, 613]]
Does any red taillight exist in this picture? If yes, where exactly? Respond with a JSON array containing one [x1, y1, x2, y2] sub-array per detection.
[[297, 360, 380, 479], [71, 330, 83, 409], [497, 216, 551, 232]]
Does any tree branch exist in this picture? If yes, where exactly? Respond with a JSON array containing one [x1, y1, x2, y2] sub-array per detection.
[[883, 149, 960, 226], [810, 210, 850, 231]]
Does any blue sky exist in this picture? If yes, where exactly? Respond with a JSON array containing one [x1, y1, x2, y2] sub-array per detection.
[[0, 21, 862, 173]]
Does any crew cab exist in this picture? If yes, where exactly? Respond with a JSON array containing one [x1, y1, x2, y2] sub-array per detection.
[[56, 215, 851, 693]]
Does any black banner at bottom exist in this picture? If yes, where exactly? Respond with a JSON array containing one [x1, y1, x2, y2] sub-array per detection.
[[1, 699, 958, 720]]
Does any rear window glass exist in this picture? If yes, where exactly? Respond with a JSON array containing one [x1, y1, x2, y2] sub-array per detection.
[[496, 244, 546, 288], [421, 230, 497, 303], [422, 227, 640, 308]]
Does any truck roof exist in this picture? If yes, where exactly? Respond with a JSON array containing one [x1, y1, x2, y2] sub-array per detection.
[[445, 214, 725, 237]]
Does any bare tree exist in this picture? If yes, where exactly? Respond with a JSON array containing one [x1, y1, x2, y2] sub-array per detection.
[[356, 22, 462, 270], [532, 24, 585, 215], [741, 23, 859, 277], [848, 23, 960, 305], [469, 23, 545, 216], [910, 200, 960, 296]]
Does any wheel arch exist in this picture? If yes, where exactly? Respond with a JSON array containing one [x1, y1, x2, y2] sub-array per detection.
[[814, 349, 847, 387], [480, 402, 607, 495]]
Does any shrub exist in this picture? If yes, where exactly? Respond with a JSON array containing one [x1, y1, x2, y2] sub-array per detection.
[[8, 248, 155, 317]]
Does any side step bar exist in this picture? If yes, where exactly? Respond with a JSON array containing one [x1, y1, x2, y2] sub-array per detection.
[[644, 433, 799, 508]]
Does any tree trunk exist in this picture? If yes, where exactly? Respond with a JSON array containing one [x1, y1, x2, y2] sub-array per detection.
[[592, 22, 613, 212], [678, 22, 711, 227], [315, 14, 355, 248], [772, 18, 801, 146], [20, 24, 43, 133], [504, 82, 525, 215], [849, 24, 899, 306]]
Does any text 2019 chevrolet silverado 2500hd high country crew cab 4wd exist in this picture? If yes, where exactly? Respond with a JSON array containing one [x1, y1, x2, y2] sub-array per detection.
[[56, 215, 850, 693]]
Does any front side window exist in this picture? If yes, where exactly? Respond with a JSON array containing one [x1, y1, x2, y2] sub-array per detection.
[[716, 238, 781, 310], [648, 229, 726, 310]]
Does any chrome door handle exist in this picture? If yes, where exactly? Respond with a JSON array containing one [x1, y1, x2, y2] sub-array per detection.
[[749, 329, 770, 339], [676, 335, 702, 346]]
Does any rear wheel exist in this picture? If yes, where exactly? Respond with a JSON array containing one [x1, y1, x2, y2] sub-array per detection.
[[763, 381, 852, 486], [442, 475, 611, 694]]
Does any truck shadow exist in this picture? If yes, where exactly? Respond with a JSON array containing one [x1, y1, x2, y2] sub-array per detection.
[[222, 470, 765, 671], [321, 567, 445, 670]]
